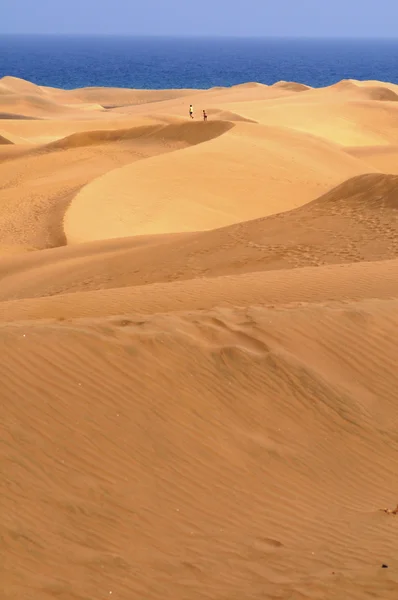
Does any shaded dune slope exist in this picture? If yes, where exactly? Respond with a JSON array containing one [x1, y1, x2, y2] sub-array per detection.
[[0, 134, 13, 145], [326, 79, 398, 101], [0, 112, 43, 120], [44, 119, 234, 151]]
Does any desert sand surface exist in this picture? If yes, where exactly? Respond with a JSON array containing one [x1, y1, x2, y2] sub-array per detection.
[[1, 75, 398, 600]]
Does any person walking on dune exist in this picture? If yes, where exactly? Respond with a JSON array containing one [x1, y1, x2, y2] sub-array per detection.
[[203, 109, 207, 122], [189, 104, 194, 119]]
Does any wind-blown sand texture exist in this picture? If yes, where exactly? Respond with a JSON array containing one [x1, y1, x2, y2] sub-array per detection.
[[1, 75, 398, 600]]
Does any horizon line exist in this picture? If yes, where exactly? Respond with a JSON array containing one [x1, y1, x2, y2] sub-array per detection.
[[1, 33, 398, 40]]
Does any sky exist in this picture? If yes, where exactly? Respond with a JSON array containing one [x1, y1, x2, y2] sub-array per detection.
[[2, 0, 398, 37]]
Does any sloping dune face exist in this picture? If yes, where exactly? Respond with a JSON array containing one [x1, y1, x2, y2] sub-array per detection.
[[0, 134, 13, 145], [64, 123, 369, 243], [2, 301, 398, 600], [2, 173, 397, 302], [2, 76, 398, 600]]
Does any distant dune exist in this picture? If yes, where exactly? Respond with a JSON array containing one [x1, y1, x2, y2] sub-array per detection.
[[272, 80, 312, 92], [2, 75, 398, 600]]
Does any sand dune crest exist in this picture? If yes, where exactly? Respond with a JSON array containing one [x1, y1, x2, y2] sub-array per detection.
[[40, 120, 234, 151], [0, 75, 45, 94], [272, 80, 311, 92]]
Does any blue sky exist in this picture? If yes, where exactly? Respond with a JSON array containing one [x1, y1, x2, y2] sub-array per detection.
[[2, 0, 398, 37]]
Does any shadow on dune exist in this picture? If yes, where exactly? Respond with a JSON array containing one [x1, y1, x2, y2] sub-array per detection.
[[0, 112, 43, 120], [40, 120, 235, 152]]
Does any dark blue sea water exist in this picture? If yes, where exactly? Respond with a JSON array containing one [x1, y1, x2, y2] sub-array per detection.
[[1, 35, 398, 90]]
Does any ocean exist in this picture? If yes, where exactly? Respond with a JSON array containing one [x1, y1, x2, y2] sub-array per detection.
[[1, 35, 398, 90]]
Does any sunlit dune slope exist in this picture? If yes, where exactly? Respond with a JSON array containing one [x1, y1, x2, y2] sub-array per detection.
[[0, 118, 236, 251], [220, 96, 398, 146], [64, 121, 370, 243], [272, 81, 312, 92], [0, 115, 160, 146], [0, 92, 101, 118]]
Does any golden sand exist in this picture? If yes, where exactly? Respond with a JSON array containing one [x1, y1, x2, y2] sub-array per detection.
[[1, 75, 398, 599]]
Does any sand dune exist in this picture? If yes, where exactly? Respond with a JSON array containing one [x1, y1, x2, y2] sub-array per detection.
[[107, 83, 297, 119], [0, 133, 13, 145], [323, 80, 398, 102], [2, 76, 398, 600], [232, 81, 268, 89], [0, 92, 83, 118], [64, 122, 370, 243], [0, 76, 184, 119], [332, 83, 398, 102], [327, 78, 398, 94], [0, 129, 35, 145], [2, 172, 398, 302], [0, 75, 46, 95], [0, 111, 42, 120], [346, 145, 398, 174], [220, 96, 398, 146], [272, 80, 312, 92], [61, 85, 198, 107], [359, 86, 398, 101], [0, 121, 219, 251], [37, 120, 234, 152], [2, 257, 398, 323]]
